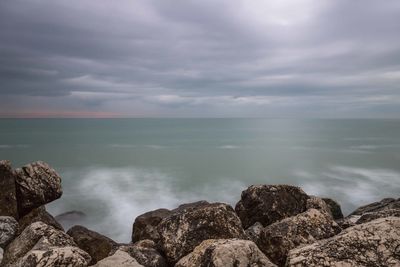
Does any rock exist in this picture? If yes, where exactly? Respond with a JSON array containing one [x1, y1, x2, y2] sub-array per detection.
[[355, 209, 400, 224], [93, 250, 144, 267], [131, 208, 171, 243], [0, 248, 3, 264], [157, 201, 245, 264], [1, 221, 90, 266], [0, 161, 18, 219], [175, 239, 277, 267], [322, 198, 344, 220], [13, 246, 91, 267], [235, 185, 309, 228], [306, 196, 333, 216], [349, 197, 400, 216], [116, 240, 167, 267], [55, 210, 87, 231], [336, 215, 360, 229], [0, 216, 18, 249], [257, 209, 341, 266], [287, 217, 400, 266], [67, 225, 118, 264], [18, 206, 64, 234], [244, 222, 263, 244], [15, 161, 63, 216]]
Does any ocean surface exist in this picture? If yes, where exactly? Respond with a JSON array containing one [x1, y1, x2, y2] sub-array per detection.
[[1, 118, 400, 241]]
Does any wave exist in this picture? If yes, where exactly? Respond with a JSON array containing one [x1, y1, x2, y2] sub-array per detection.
[[0, 144, 30, 149], [218, 145, 240, 149]]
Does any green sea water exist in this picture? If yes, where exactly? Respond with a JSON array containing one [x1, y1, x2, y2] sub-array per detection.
[[1, 118, 400, 241]]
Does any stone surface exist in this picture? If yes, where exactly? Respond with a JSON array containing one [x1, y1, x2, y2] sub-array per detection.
[[67, 225, 117, 264], [157, 201, 245, 264], [15, 161, 63, 216], [355, 209, 400, 224], [131, 208, 171, 243], [0, 161, 18, 219], [18, 206, 64, 234], [0, 216, 18, 249], [1, 221, 90, 266], [93, 250, 144, 267], [336, 215, 360, 229], [257, 209, 341, 266], [176, 239, 277, 267], [245, 222, 263, 244], [55, 210, 87, 231], [117, 240, 167, 267], [306, 196, 333, 217], [322, 198, 344, 220], [287, 217, 400, 267], [235, 185, 309, 228], [349, 197, 400, 216]]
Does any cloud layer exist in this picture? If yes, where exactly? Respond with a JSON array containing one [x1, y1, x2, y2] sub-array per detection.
[[1, 0, 400, 117]]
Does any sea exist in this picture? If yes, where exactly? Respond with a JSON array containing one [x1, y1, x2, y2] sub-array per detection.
[[1, 118, 400, 242]]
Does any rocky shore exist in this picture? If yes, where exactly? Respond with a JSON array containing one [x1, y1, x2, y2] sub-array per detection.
[[1, 160, 399, 266]]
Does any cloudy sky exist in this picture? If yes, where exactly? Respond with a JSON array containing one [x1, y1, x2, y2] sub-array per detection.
[[1, 0, 400, 118]]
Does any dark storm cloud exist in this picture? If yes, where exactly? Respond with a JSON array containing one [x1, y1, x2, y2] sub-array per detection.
[[0, 0, 400, 117]]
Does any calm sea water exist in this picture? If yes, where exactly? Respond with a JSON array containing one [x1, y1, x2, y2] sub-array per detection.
[[1, 118, 400, 241]]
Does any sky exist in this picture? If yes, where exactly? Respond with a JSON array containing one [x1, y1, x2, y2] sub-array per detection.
[[0, 0, 400, 118]]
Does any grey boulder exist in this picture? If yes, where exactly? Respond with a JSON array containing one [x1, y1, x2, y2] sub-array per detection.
[[0, 216, 18, 249]]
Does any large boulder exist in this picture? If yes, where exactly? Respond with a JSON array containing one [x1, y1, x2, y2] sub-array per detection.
[[322, 198, 344, 220], [15, 161, 62, 216], [349, 197, 400, 216], [1, 221, 90, 266], [131, 208, 171, 243], [116, 239, 167, 267], [18, 206, 64, 234], [287, 217, 400, 266], [356, 209, 400, 224], [175, 239, 277, 267], [257, 209, 341, 266], [157, 201, 246, 264], [0, 216, 18, 249], [67, 225, 118, 264], [93, 250, 143, 267], [235, 185, 309, 228], [0, 161, 18, 219]]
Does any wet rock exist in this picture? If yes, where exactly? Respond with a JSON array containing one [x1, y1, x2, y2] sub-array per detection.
[[175, 239, 277, 267], [67, 225, 118, 264], [355, 209, 400, 224], [2, 221, 90, 266], [116, 240, 167, 267], [55, 210, 87, 230], [349, 197, 400, 215], [15, 161, 62, 216], [93, 250, 143, 267], [287, 217, 400, 266], [132, 208, 171, 243], [18, 206, 64, 234], [157, 202, 245, 264], [235, 185, 309, 228], [0, 216, 18, 249], [0, 161, 18, 219], [257, 209, 341, 266], [322, 198, 344, 220]]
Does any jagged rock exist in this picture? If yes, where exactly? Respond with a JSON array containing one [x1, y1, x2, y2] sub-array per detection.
[[13, 246, 91, 267], [257, 209, 341, 266], [336, 215, 360, 229], [287, 217, 400, 266], [175, 239, 277, 267], [132, 208, 171, 243], [0, 161, 18, 219], [245, 222, 263, 244], [355, 209, 400, 224], [1, 221, 90, 266], [349, 197, 400, 215], [157, 201, 246, 264], [306, 196, 333, 216], [55, 210, 87, 230], [18, 206, 64, 234], [15, 161, 62, 216], [235, 185, 309, 228], [0, 216, 18, 249], [67, 225, 117, 264], [93, 250, 144, 267], [116, 239, 167, 267], [322, 198, 344, 219]]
